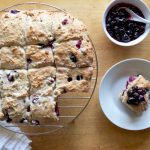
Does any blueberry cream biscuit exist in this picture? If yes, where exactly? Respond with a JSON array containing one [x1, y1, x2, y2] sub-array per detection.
[[120, 75, 150, 113], [0, 10, 94, 124]]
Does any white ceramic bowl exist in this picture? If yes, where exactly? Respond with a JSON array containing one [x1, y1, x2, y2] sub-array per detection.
[[99, 58, 150, 130], [102, 0, 150, 46]]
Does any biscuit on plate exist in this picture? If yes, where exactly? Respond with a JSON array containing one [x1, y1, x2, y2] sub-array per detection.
[[120, 75, 150, 113]]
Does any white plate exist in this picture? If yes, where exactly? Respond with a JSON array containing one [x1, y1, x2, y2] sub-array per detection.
[[99, 58, 150, 130]]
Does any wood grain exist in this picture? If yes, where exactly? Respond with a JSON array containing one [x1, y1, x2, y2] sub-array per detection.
[[1, 0, 150, 149]]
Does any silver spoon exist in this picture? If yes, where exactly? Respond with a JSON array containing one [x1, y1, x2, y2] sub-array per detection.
[[123, 7, 150, 24]]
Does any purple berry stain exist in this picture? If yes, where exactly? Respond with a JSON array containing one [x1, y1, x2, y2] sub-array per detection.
[[55, 102, 59, 116], [76, 40, 82, 49], [10, 10, 20, 14], [62, 19, 68, 25]]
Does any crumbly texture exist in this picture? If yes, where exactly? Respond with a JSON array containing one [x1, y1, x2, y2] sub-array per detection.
[[53, 37, 94, 67], [28, 66, 56, 97], [54, 67, 93, 97], [51, 12, 87, 42], [0, 11, 27, 47], [24, 10, 54, 45], [25, 45, 54, 69], [1, 97, 30, 121], [120, 75, 150, 113], [0, 10, 94, 123], [29, 96, 58, 120], [0, 46, 27, 69], [0, 70, 30, 120], [1, 70, 29, 98]]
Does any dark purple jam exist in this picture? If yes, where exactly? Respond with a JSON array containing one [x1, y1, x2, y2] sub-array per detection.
[[55, 102, 59, 116], [127, 86, 148, 105], [106, 3, 146, 43]]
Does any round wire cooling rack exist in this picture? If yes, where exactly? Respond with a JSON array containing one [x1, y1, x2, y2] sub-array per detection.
[[0, 2, 98, 135]]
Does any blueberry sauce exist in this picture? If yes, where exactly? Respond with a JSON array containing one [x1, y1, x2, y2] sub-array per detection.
[[127, 86, 148, 105], [106, 3, 146, 42]]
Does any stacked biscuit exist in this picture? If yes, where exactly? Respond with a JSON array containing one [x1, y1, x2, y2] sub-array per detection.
[[0, 10, 94, 124]]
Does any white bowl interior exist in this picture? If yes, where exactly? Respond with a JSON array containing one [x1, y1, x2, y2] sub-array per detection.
[[99, 58, 150, 130], [102, 0, 150, 46]]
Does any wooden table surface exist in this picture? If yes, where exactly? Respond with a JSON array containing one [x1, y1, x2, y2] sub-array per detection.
[[1, 0, 150, 149]]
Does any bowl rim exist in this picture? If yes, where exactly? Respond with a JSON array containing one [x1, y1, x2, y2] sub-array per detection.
[[102, 0, 150, 47]]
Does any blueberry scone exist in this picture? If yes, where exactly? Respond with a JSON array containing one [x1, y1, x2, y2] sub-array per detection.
[[0, 70, 30, 121], [25, 10, 54, 45], [53, 37, 93, 68], [0, 9, 94, 124], [25, 45, 54, 69], [28, 96, 58, 122], [0, 46, 27, 69], [51, 12, 87, 42], [54, 67, 93, 97], [0, 10, 27, 47], [1, 97, 30, 122], [28, 66, 56, 97], [1, 70, 29, 98], [120, 75, 150, 113]]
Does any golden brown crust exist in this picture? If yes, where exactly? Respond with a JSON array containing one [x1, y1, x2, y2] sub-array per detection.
[[28, 66, 56, 96], [0, 46, 27, 69], [51, 12, 87, 42], [25, 45, 54, 69], [0, 11, 27, 47], [54, 67, 93, 97], [1, 70, 29, 98], [30, 96, 58, 120], [53, 37, 94, 67], [1, 97, 29, 120]]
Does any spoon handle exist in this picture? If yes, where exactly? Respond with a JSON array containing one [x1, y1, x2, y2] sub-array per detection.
[[125, 8, 150, 24]]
